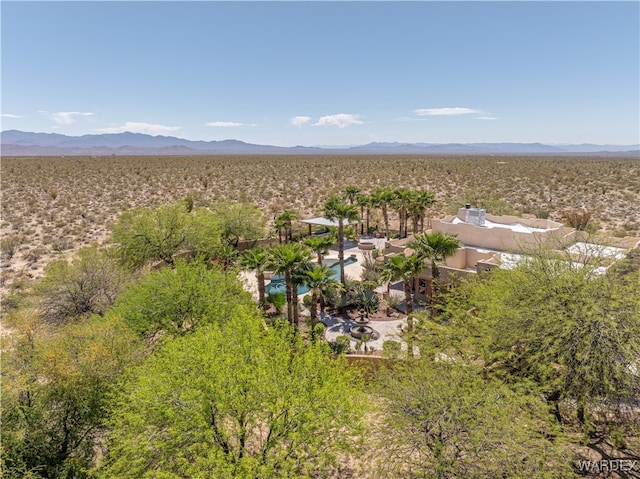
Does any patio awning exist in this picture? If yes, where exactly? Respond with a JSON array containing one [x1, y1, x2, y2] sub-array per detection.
[[299, 217, 358, 228]]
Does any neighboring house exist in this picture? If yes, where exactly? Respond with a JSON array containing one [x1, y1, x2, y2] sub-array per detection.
[[385, 205, 640, 304]]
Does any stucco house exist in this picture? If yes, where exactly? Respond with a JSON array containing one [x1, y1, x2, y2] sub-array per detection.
[[386, 205, 639, 304]]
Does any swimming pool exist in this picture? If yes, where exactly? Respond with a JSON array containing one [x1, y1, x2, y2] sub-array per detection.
[[266, 256, 357, 296]]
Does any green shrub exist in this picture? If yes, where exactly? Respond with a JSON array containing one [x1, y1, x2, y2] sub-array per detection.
[[382, 340, 402, 359], [309, 322, 325, 343], [329, 335, 351, 355], [563, 209, 597, 233], [1, 235, 23, 259], [111, 260, 253, 338], [36, 246, 128, 324]]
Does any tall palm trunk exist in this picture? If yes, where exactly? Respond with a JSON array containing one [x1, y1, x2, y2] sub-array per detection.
[[383, 204, 389, 239], [432, 263, 440, 284], [405, 213, 410, 238], [403, 278, 413, 328], [323, 196, 358, 288], [403, 278, 414, 358], [310, 290, 319, 326], [256, 271, 266, 308], [338, 223, 345, 286], [292, 283, 300, 328], [429, 263, 441, 315], [412, 211, 420, 234], [366, 208, 370, 235], [284, 271, 293, 325], [422, 211, 432, 232]]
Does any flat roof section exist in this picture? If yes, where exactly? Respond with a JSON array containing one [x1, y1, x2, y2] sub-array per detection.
[[451, 216, 549, 233], [499, 251, 608, 275], [566, 242, 627, 260]]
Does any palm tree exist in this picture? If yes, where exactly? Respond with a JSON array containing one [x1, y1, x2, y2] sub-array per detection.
[[323, 196, 359, 286], [378, 254, 425, 325], [356, 193, 370, 236], [414, 190, 436, 233], [407, 191, 422, 235], [409, 231, 462, 305], [367, 190, 382, 235], [410, 231, 462, 282], [303, 234, 336, 266], [391, 188, 414, 238], [239, 247, 269, 309], [303, 265, 343, 329], [343, 185, 361, 205], [212, 244, 239, 270], [274, 216, 287, 244], [371, 186, 394, 239], [378, 253, 425, 357], [275, 210, 298, 243], [266, 243, 312, 328]]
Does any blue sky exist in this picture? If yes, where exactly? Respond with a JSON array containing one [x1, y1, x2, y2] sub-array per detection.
[[2, 1, 639, 146]]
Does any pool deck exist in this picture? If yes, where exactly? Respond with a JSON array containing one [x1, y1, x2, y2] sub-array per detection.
[[240, 239, 388, 302], [240, 239, 413, 353]]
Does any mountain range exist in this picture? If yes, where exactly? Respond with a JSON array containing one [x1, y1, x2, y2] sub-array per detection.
[[2, 130, 639, 156]]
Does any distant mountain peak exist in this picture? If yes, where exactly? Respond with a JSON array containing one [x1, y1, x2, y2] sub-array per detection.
[[1, 130, 638, 156]]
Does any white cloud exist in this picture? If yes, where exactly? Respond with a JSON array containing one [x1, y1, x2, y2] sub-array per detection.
[[1, 113, 22, 118], [206, 121, 244, 127], [40, 111, 94, 125], [476, 116, 498, 120], [95, 122, 182, 135], [415, 107, 481, 116], [314, 113, 363, 128], [290, 116, 311, 127]]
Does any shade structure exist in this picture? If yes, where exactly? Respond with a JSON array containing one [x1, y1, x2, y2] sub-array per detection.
[[299, 217, 358, 228]]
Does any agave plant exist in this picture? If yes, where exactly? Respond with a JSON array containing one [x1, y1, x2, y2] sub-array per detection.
[[351, 286, 379, 314]]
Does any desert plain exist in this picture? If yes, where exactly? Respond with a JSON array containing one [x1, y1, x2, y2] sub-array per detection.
[[2, 154, 639, 297]]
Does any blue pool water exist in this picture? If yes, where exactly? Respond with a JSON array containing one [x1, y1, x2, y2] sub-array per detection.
[[266, 257, 357, 296]]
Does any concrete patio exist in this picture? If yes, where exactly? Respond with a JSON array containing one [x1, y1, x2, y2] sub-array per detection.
[[320, 311, 409, 354]]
